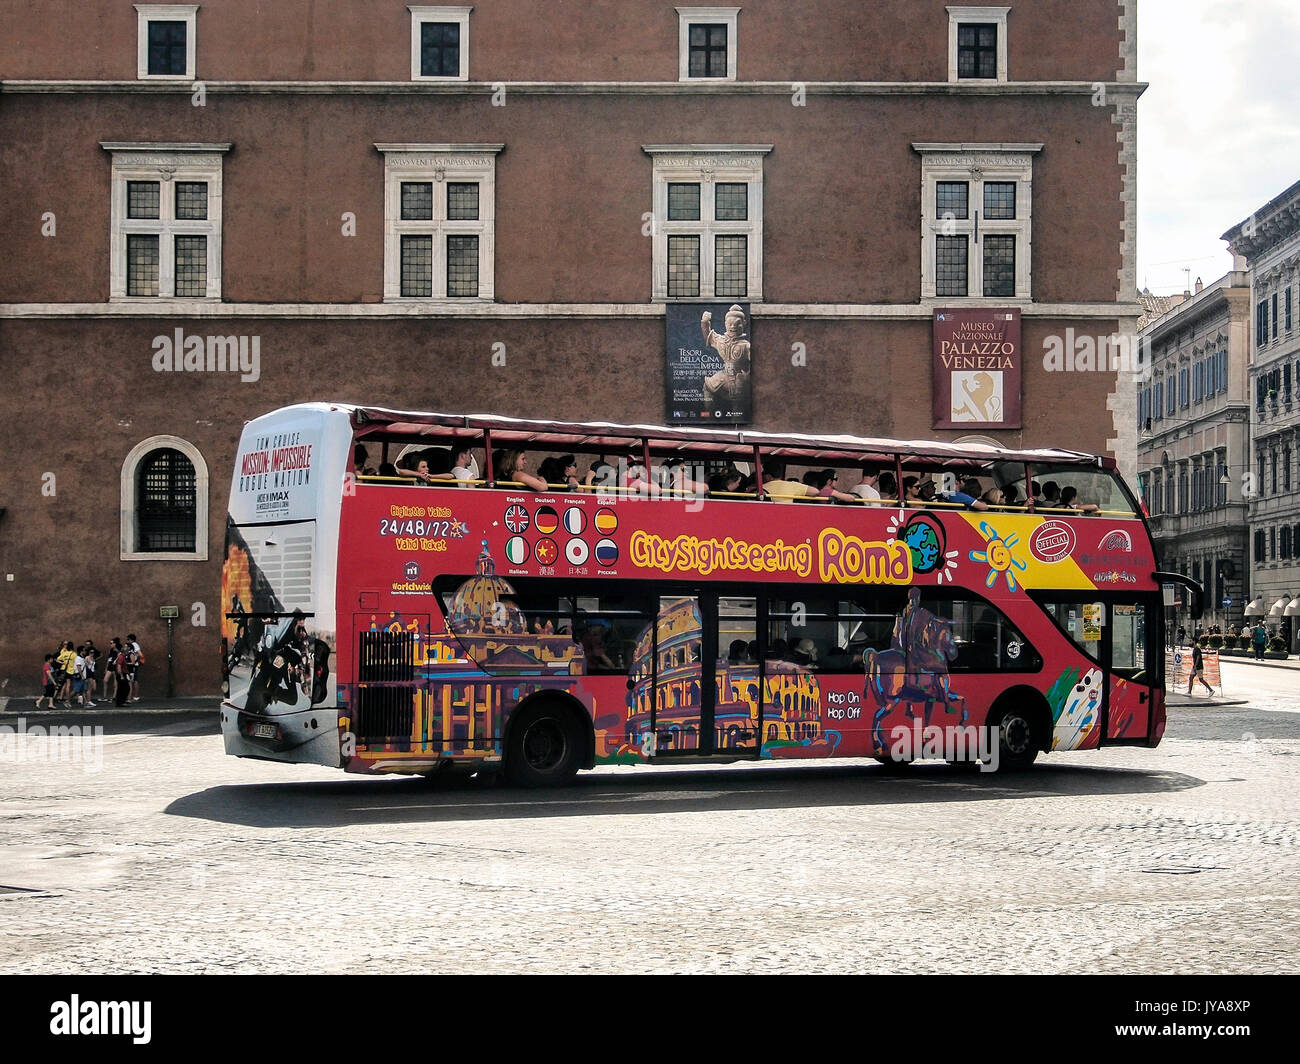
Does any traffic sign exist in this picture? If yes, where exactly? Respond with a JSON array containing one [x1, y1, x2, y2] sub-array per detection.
[[1221, 597, 1232, 609], [158, 605, 180, 619]]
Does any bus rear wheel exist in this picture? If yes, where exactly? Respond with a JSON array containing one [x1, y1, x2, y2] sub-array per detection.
[[990, 703, 1040, 772], [505, 702, 582, 787]]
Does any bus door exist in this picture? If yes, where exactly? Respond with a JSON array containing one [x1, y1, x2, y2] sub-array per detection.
[[653, 595, 707, 754], [651, 593, 759, 756], [1039, 596, 1158, 749], [1105, 597, 1159, 742]]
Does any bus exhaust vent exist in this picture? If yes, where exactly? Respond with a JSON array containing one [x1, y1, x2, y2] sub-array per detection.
[[358, 630, 415, 682], [353, 631, 417, 742], [353, 686, 415, 743]]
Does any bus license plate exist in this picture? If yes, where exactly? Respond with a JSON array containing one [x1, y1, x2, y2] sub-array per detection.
[[253, 722, 277, 739]]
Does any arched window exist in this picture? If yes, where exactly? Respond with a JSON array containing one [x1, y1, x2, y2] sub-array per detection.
[[120, 435, 209, 560], [138, 449, 196, 550]]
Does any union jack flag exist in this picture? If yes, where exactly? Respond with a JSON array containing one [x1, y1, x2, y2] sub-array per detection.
[[504, 504, 530, 534]]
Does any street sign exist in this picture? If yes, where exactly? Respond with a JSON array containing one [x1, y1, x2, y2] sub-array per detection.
[[159, 605, 180, 619], [1222, 597, 1232, 609]]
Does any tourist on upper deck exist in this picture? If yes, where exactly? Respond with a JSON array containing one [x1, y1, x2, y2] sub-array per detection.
[[852, 466, 882, 501], [1060, 486, 1100, 513], [762, 460, 816, 500], [878, 472, 898, 500], [1042, 481, 1062, 508], [429, 445, 477, 485], [812, 470, 858, 503], [494, 449, 548, 492]]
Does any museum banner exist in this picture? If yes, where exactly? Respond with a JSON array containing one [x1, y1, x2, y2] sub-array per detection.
[[932, 308, 1022, 430], [666, 302, 752, 425]]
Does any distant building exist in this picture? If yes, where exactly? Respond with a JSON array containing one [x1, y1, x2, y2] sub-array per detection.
[[1224, 179, 1300, 646], [1136, 272, 1252, 631]]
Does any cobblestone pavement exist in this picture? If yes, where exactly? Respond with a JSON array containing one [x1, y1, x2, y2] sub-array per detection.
[[1, 688, 1297, 974]]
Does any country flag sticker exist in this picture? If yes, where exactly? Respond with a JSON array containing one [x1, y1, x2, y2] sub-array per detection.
[[535, 505, 559, 534], [595, 538, 619, 566], [504, 504, 530, 534], [505, 536, 530, 565], [535, 537, 558, 565], [565, 538, 590, 565], [594, 507, 618, 535], [563, 506, 586, 535]]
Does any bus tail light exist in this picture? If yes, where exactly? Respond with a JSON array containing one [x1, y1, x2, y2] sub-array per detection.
[[1148, 687, 1166, 746]]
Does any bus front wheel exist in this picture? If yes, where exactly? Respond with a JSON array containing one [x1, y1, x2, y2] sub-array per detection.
[[990, 703, 1040, 772], [505, 702, 582, 787]]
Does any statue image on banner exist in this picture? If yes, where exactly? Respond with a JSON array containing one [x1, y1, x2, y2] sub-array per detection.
[[701, 304, 752, 415]]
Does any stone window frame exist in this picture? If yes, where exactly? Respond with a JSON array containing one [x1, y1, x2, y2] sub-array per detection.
[[947, 6, 1009, 83], [135, 4, 199, 81], [644, 144, 769, 302], [677, 7, 740, 82], [121, 435, 209, 562], [915, 142, 1037, 302], [378, 143, 501, 303], [409, 5, 472, 82], [103, 142, 227, 302]]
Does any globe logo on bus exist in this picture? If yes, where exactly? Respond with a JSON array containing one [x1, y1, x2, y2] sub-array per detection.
[[901, 513, 945, 574]]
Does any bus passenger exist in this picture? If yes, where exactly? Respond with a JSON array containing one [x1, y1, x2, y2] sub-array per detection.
[[664, 458, 707, 496], [708, 468, 744, 495], [1042, 481, 1062, 508], [852, 466, 882, 501], [761, 460, 816, 500], [1060, 486, 1100, 513], [878, 471, 898, 501], [430, 446, 477, 486], [813, 470, 858, 503], [494, 449, 548, 492]]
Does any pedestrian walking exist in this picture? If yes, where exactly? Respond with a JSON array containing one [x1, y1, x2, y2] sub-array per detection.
[[127, 632, 144, 702], [104, 638, 121, 704], [1253, 624, 1267, 661], [56, 640, 76, 705], [38, 654, 57, 708], [114, 643, 135, 706], [1177, 625, 1186, 647], [1187, 643, 1214, 696]]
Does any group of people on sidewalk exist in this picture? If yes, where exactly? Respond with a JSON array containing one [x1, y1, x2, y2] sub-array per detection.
[[36, 635, 145, 708]]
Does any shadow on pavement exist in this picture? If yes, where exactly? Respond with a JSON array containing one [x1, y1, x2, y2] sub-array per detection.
[[165, 761, 1206, 829]]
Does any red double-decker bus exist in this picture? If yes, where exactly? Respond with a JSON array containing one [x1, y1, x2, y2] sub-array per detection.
[[220, 403, 1197, 784]]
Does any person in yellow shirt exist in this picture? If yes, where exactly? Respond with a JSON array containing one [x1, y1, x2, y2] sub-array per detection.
[[56, 640, 76, 705], [760, 459, 816, 501]]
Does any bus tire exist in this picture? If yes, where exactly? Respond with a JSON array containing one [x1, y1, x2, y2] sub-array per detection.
[[989, 701, 1040, 772], [873, 755, 912, 773], [504, 701, 582, 788]]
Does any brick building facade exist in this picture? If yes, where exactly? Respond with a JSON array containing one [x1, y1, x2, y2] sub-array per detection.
[[0, 1, 1144, 693]]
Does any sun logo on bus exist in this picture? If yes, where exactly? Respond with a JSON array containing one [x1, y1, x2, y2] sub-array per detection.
[[969, 521, 1028, 592]]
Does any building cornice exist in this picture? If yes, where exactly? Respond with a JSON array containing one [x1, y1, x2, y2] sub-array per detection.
[[0, 300, 1141, 320], [0, 78, 1149, 97]]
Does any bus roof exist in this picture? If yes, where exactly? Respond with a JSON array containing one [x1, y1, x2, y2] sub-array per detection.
[[315, 402, 1108, 470]]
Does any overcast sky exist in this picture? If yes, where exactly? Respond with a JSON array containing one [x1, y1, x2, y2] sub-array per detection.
[[1138, 0, 1300, 293]]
